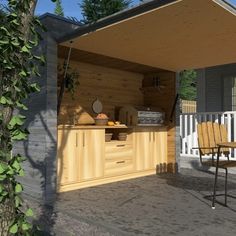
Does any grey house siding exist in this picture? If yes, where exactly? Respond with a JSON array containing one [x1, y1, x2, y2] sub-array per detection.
[[196, 69, 206, 112], [13, 15, 80, 202], [197, 63, 236, 112]]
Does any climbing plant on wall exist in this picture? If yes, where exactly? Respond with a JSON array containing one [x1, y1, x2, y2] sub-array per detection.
[[0, 0, 56, 235]]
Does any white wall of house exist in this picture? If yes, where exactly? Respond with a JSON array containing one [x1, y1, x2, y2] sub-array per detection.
[[197, 63, 236, 112]]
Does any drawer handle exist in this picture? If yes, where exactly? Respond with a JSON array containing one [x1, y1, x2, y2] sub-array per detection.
[[116, 161, 125, 164], [116, 144, 125, 147]]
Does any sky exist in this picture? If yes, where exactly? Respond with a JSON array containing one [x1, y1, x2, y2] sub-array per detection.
[[1, 0, 236, 21], [36, 0, 141, 20]]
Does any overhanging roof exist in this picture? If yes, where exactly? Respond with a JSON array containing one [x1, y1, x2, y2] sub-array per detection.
[[60, 0, 236, 72]]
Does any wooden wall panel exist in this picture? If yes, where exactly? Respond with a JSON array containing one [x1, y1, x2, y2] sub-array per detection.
[[58, 60, 144, 124], [143, 71, 177, 172]]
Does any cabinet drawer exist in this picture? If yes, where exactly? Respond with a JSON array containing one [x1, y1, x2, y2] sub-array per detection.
[[105, 143, 133, 157], [105, 157, 134, 176]]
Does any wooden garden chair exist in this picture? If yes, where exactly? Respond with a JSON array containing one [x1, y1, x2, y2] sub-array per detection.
[[196, 121, 236, 208]]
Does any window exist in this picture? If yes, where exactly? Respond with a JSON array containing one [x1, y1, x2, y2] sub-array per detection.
[[223, 75, 236, 111]]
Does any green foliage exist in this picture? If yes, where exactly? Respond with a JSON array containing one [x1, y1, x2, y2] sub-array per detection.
[[54, 0, 64, 17], [0, 0, 56, 235], [179, 70, 197, 101], [81, 0, 131, 23]]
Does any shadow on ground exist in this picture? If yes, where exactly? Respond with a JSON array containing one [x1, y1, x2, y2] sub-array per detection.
[[42, 168, 236, 236]]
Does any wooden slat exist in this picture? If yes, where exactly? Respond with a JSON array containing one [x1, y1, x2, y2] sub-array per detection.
[[207, 121, 215, 148], [220, 124, 230, 154], [197, 123, 206, 154], [213, 122, 221, 145], [202, 122, 211, 154]]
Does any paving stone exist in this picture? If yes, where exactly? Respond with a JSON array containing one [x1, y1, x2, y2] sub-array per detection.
[[25, 168, 236, 236]]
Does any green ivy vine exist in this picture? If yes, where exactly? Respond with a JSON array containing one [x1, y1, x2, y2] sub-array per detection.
[[0, 0, 56, 235]]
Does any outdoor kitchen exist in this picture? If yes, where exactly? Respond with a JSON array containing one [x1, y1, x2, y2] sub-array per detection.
[[56, 47, 177, 192]]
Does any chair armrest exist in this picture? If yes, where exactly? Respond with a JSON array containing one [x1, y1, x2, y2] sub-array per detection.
[[192, 147, 217, 149]]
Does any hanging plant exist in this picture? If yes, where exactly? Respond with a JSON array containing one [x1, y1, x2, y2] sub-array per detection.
[[65, 70, 80, 98], [57, 63, 80, 98], [57, 62, 80, 115]]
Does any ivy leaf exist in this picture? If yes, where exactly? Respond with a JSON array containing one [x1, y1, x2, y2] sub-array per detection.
[[11, 19, 20, 26], [18, 168, 25, 176], [19, 70, 28, 77], [11, 41, 20, 46], [25, 208, 34, 217], [0, 162, 8, 174], [15, 183, 23, 193], [7, 167, 14, 175], [0, 174, 7, 181], [15, 195, 22, 208], [0, 39, 9, 44], [21, 45, 30, 53], [0, 26, 10, 35], [10, 13, 18, 17], [22, 222, 31, 231], [12, 159, 21, 171], [30, 83, 40, 92], [9, 223, 18, 234], [11, 129, 28, 140], [16, 101, 28, 110], [9, 115, 26, 127], [0, 96, 13, 105]]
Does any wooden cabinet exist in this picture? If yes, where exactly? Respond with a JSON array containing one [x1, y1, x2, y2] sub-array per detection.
[[57, 129, 80, 185], [134, 129, 153, 171], [152, 129, 168, 168], [57, 126, 167, 192], [79, 129, 105, 181], [105, 141, 134, 176], [134, 128, 167, 171], [57, 129, 104, 186]]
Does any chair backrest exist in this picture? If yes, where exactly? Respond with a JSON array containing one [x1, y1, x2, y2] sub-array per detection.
[[197, 121, 229, 156]]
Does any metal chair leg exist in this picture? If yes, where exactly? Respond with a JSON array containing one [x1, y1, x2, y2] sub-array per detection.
[[225, 168, 228, 206], [212, 147, 220, 209]]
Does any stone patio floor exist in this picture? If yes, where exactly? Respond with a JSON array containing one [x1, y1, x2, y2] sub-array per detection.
[[30, 168, 236, 235]]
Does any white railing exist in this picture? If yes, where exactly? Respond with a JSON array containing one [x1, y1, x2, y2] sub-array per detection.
[[180, 111, 236, 158]]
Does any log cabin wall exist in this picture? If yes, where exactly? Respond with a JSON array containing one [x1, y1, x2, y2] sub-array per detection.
[[143, 72, 176, 172], [58, 59, 144, 124]]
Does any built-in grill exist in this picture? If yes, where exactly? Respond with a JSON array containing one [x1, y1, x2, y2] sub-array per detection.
[[119, 106, 165, 126]]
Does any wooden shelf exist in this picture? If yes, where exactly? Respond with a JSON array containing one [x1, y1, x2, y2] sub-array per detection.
[[140, 86, 165, 93]]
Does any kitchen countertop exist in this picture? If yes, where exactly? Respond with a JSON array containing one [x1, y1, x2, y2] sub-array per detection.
[[57, 124, 167, 129]]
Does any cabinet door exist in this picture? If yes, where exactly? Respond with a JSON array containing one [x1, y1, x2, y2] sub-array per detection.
[[152, 130, 168, 169], [79, 129, 105, 181], [57, 129, 81, 185], [134, 129, 153, 171]]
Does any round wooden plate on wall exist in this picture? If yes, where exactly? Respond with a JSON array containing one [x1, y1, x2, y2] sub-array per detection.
[[92, 98, 103, 114]]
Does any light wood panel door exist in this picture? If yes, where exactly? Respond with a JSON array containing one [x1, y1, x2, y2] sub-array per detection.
[[134, 129, 153, 171], [57, 129, 81, 185], [134, 128, 168, 171], [79, 129, 105, 181], [152, 130, 168, 168]]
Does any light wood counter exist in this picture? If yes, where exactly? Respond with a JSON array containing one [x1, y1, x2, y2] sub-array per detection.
[[57, 124, 128, 129], [57, 124, 167, 129]]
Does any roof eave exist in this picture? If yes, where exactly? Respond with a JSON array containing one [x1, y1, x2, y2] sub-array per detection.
[[58, 0, 177, 44]]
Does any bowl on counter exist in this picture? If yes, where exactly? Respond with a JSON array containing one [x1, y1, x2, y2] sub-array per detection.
[[94, 118, 108, 126], [105, 133, 113, 142], [118, 132, 127, 141]]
